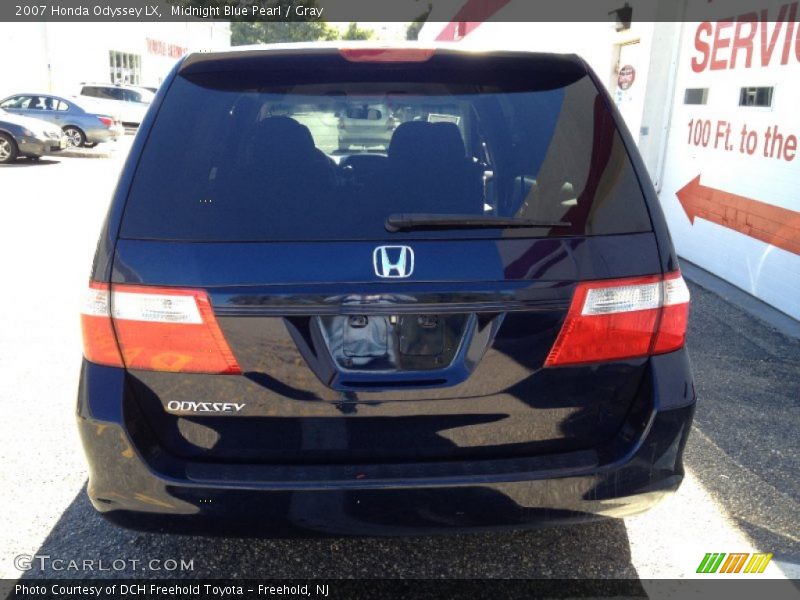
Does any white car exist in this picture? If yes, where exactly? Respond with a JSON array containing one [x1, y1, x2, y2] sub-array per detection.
[[78, 83, 154, 126], [337, 102, 397, 152]]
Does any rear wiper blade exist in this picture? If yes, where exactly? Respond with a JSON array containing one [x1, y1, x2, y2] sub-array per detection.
[[385, 213, 571, 233]]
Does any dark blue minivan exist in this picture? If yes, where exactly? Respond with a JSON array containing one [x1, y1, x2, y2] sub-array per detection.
[[78, 44, 695, 534]]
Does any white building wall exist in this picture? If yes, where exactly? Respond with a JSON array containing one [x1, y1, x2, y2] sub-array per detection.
[[658, 20, 800, 320], [420, 21, 619, 81], [0, 24, 51, 97], [636, 21, 684, 188], [0, 22, 231, 98]]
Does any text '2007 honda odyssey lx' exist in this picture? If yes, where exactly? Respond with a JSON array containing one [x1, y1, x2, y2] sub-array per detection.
[[78, 44, 695, 534]]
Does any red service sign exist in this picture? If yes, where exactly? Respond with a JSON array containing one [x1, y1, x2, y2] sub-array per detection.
[[147, 38, 186, 59], [617, 64, 636, 90], [690, 3, 800, 72]]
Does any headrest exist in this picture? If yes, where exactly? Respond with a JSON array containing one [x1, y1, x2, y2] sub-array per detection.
[[388, 120, 466, 164], [254, 116, 316, 156], [431, 122, 466, 159]]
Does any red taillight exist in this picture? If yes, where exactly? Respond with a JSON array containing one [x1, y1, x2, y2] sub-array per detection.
[[545, 271, 690, 367], [81, 282, 241, 374], [339, 48, 435, 62], [97, 116, 113, 127], [81, 282, 124, 367]]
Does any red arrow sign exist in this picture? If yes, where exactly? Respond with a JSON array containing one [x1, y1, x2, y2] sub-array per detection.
[[676, 175, 800, 256]]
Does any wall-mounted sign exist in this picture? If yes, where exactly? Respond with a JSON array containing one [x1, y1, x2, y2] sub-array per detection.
[[146, 38, 186, 59], [617, 64, 636, 90]]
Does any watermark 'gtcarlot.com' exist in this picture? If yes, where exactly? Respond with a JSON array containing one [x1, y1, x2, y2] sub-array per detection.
[[14, 554, 194, 572]]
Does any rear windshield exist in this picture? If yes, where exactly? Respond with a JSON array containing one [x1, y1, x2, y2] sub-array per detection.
[[120, 54, 652, 241]]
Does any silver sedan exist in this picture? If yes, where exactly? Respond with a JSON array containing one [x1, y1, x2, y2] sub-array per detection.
[[0, 93, 124, 148], [0, 108, 66, 163]]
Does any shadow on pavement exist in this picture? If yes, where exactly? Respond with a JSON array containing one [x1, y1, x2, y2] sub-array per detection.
[[682, 282, 800, 564], [1, 158, 60, 167], [22, 484, 643, 582]]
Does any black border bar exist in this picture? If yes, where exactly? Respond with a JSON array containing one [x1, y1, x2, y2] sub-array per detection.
[[3, 0, 797, 23], [3, 579, 800, 600]]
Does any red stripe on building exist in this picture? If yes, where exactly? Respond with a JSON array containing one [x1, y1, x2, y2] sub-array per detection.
[[435, 0, 512, 41]]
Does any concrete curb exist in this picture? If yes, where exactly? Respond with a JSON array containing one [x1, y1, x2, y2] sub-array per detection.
[[681, 258, 800, 340], [59, 132, 135, 159], [58, 145, 118, 159]]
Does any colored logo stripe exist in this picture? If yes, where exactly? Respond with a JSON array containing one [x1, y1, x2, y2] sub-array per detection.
[[720, 553, 749, 573], [697, 553, 726, 573], [697, 553, 773, 574], [744, 553, 774, 574]]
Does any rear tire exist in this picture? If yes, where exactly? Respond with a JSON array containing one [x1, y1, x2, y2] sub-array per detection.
[[63, 126, 86, 148], [0, 133, 18, 164]]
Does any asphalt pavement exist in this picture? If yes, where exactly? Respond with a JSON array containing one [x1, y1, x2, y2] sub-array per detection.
[[0, 139, 797, 583]]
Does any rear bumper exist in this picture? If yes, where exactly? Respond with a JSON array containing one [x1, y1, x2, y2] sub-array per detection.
[[18, 137, 62, 156], [86, 126, 123, 144], [77, 352, 695, 535]]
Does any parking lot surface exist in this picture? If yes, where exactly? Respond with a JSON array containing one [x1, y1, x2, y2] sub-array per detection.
[[0, 140, 798, 582]]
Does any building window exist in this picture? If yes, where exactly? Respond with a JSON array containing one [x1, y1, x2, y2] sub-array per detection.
[[109, 51, 141, 85], [739, 86, 773, 107], [684, 88, 708, 105]]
